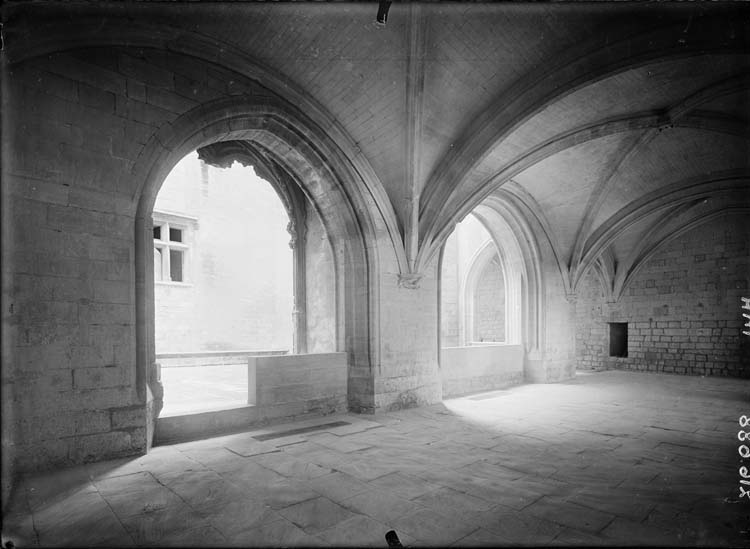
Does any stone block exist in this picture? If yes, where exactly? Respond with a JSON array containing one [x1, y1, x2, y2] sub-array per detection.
[[19, 300, 79, 326], [78, 82, 116, 113], [50, 51, 126, 94], [114, 96, 172, 126], [18, 410, 111, 444], [67, 187, 114, 213], [74, 411, 112, 436], [118, 53, 175, 89], [144, 85, 198, 114], [69, 431, 135, 463], [110, 406, 145, 430], [259, 401, 308, 421], [84, 302, 133, 325], [11, 176, 70, 205], [262, 383, 312, 406], [93, 280, 131, 304], [17, 370, 73, 394], [73, 366, 129, 390], [15, 439, 72, 472]]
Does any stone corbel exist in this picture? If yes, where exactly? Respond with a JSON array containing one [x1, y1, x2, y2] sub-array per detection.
[[398, 272, 423, 289], [196, 146, 234, 169]]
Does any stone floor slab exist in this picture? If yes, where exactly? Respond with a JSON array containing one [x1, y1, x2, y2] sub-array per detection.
[[525, 496, 616, 533], [207, 497, 282, 538], [314, 514, 411, 547], [390, 506, 478, 546], [4, 371, 748, 548], [224, 516, 326, 547], [119, 501, 209, 546], [253, 451, 333, 480], [367, 471, 441, 500], [307, 471, 372, 503], [277, 496, 355, 534], [340, 488, 421, 525]]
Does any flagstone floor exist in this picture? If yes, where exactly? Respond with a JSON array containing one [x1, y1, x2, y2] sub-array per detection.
[[3, 370, 749, 547]]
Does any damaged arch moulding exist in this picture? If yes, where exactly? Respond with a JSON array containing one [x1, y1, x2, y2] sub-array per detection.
[[196, 140, 310, 354]]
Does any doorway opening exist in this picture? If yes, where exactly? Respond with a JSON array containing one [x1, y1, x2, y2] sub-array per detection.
[[154, 152, 293, 416]]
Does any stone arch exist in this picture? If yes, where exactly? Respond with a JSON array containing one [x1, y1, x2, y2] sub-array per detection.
[[133, 96, 383, 429], [574, 172, 750, 290], [436, 195, 542, 352], [472, 203, 534, 350], [613, 206, 750, 301]]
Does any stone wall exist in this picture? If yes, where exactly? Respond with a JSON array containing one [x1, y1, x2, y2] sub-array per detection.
[[441, 344, 524, 398], [305, 207, 336, 354], [575, 214, 750, 377], [4, 47, 281, 473], [249, 352, 348, 419], [376, 263, 443, 412]]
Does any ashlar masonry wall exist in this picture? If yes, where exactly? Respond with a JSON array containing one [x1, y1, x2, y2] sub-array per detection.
[[576, 214, 750, 377], [474, 259, 505, 343], [4, 46, 280, 473]]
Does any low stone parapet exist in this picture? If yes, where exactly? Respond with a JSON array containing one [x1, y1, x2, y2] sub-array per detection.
[[441, 344, 524, 398], [156, 349, 287, 369], [248, 352, 348, 420]]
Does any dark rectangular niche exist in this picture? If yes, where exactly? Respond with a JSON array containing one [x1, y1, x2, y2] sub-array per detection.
[[609, 322, 628, 357]]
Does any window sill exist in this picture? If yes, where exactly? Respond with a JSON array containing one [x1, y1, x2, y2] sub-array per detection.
[[155, 281, 193, 287]]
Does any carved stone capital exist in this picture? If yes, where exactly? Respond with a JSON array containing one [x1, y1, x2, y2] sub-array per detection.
[[398, 272, 423, 289]]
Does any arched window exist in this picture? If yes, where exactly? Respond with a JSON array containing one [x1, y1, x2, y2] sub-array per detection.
[[440, 215, 509, 347], [473, 255, 505, 343], [438, 212, 528, 398]]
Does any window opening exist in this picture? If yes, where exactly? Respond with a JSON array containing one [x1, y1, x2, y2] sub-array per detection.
[[169, 250, 183, 282], [169, 227, 183, 243], [609, 322, 628, 357], [154, 248, 163, 282], [153, 219, 189, 284]]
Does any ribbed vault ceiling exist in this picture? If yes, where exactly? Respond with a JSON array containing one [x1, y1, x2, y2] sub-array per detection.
[[5, 1, 749, 288]]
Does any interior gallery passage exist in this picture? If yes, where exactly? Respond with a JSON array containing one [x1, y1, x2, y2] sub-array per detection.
[[1, 1, 749, 546]]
